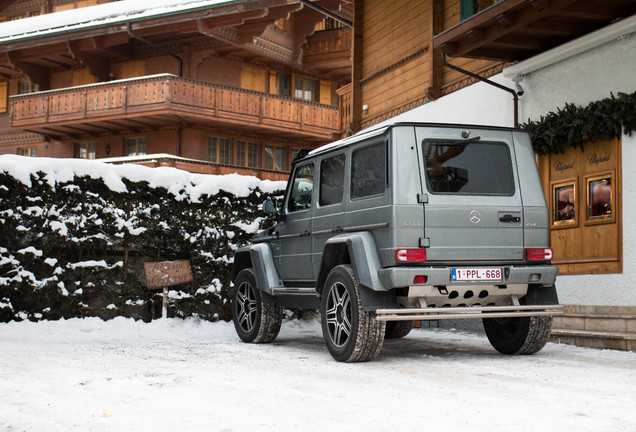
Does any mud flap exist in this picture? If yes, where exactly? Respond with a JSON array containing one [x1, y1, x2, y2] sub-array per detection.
[[524, 284, 559, 305], [359, 285, 397, 311]]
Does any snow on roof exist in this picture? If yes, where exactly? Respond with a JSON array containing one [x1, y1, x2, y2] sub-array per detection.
[[0, 154, 286, 200], [0, 0, 242, 45]]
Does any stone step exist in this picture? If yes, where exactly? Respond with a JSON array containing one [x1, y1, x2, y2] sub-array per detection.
[[550, 304, 636, 352], [550, 329, 636, 351]]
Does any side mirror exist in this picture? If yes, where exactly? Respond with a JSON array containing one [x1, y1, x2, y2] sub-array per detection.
[[263, 199, 278, 214]]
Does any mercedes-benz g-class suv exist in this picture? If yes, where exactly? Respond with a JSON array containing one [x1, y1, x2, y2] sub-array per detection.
[[231, 122, 561, 362]]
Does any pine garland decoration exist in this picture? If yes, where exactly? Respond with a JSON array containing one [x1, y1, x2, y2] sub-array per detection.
[[522, 91, 636, 155]]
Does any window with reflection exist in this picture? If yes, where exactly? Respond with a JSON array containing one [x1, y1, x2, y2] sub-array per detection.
[[587, 173, 613, 222], [552, 180, 576, 226]]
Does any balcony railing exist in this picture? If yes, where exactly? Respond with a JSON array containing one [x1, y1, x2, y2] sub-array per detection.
[[10, 74, 339, 140]]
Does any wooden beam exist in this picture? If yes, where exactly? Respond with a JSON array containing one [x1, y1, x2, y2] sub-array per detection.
[[90, 36, 134, 59], [6, 52, 50, 90], [67, 40, 110, 82]]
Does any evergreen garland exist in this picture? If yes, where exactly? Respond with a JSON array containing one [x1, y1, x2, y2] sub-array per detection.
[[522, 91, 636, 155]]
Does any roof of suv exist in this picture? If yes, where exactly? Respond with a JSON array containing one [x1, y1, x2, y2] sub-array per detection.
[[305, 122, 523, 161]]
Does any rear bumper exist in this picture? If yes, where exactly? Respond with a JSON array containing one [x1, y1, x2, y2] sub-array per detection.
[[375, 304, 564, 321], [377, 264, 558, 289]]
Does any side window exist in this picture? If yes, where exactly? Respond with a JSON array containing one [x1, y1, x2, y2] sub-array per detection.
[[319, 154, 345, 206], [351, 143, 386, 199], [287, 163, 314, 212]]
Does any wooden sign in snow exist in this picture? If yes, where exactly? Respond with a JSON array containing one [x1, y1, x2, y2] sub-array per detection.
[[143, 260, 193, 290]]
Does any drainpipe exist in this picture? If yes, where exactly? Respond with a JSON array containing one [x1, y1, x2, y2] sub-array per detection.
[[441, 52, 519, 128], [176, 127, 181, 157], [126, 22, 183, 77]]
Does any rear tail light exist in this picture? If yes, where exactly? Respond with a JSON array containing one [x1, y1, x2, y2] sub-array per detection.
[[413, 275, 428, 284], [526, 248, 553, 261], [395, 248, 427, 262]]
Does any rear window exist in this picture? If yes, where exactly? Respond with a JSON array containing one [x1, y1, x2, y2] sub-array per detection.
[[422, 141, 515, 195]]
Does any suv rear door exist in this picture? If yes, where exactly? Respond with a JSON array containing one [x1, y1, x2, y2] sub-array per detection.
[[415, 126, 524, 263]]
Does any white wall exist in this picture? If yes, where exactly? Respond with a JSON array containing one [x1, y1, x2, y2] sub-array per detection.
[[382, 30, 636, 306]]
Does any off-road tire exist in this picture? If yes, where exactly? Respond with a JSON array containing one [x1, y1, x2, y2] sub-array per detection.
[[483, 314, 553, 355], [385, 320, 414, 339], [320, 265, 385, 362], [232, 268, 283, 344]]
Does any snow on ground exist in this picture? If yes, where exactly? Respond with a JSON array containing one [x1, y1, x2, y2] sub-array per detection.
[[1, 318, 635, 432]]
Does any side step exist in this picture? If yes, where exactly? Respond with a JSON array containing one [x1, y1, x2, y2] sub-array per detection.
[[375, 304, 564, 321]]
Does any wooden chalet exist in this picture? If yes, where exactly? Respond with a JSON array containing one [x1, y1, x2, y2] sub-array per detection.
[[0, 0, 353, 180]]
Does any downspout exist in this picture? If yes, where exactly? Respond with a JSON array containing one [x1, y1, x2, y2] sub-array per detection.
[[176, 127, 181, 157], [296, 0, 352, 27], [441, 52, 519, 128], [126, 22, 183, 77]]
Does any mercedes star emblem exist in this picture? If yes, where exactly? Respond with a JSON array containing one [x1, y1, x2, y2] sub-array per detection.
[[470, 210, 482, 224]]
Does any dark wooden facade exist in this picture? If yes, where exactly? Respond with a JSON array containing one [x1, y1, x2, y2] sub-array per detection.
[[343, 0, 635, 133], [0, 0, 352, 180]]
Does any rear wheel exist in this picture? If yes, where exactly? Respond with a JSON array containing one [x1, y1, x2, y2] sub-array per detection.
[[483, 314, 553, 355], [232, 268, 283, 343], [385, 320, 414, 339], [320, 265, 385, 362]]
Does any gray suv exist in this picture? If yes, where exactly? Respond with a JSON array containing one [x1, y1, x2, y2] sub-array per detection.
[[231, 122, 561, 362]]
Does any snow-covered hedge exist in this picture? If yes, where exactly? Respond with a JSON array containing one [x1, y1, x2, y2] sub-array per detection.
[[0, 155, 285, 323]]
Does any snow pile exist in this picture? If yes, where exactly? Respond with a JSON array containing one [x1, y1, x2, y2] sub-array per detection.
[[0, 155, 285, 323]]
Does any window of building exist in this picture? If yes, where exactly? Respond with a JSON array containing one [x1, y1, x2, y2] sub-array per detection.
[[539, 138, 621, 275], [72, 70, 96, 86], [208, 137, 231, 165], [295, 78, 315, 101], [315, 17, 344, 32], [75, 142, 96, 160], [120, 61, 146, 79], [0, 81, 7, 113], [20, 81, 39, 94], [17, 147, 37, 157], [275, 19, 290, 32], [320, 154, 345, 206], [125, 137, 147, 156], [586, 172, 615, 224], [264, 145, 286, 171], [53, 4, 74, 12], [237, 141, 258, 168], [460, 0, 495, 21], [551, 179, 577, 227], [351, 142, 386, 199], [78, 0, 98, 7], [240, 66, 267, 92], [276, 74, 291, 97]]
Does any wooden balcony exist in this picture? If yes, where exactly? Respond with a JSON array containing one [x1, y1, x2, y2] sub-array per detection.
[[303, 28, 352, 80], [10, 74, 339, 143], [434, 0, 636, 62]]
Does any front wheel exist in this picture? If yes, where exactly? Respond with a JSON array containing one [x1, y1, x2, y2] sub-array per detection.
[[232, 268, 283, 343], [320, 265, 385, 362], [483, 314, 553, 355]]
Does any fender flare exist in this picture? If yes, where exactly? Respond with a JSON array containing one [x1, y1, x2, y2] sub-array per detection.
[[232, 243, 280, 295], [318, 232, 386, 293]]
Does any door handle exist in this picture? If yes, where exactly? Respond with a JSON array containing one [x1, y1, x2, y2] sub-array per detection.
[[500, 214, 521, 223]]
